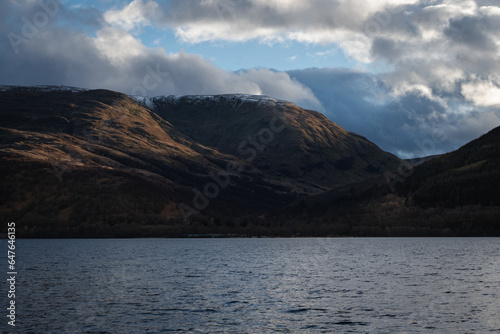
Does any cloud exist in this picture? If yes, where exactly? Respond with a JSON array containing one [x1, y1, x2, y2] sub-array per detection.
[[94, 27, 149, 64], [103, 0, 160, 31], [162, 0, 419, 45], [155, 1, 500, 108], [461, 80, 500, 107], [288, 67, 500, 158], [361, 1, 500, 108], [0, 0, 321, 109], [238, 69, 323, 110]]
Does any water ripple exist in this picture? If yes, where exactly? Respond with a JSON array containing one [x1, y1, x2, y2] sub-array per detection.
[[9, 237, 500, 333]]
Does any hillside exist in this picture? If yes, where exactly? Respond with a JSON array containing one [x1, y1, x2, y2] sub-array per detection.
[[259, 126, 500, 237], [142, 94, 400, 193], [0, 86, 401, 237], [397, 125, 500, 207]]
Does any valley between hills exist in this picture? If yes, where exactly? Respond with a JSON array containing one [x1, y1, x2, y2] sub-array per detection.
[[1, 86, 499, 237]]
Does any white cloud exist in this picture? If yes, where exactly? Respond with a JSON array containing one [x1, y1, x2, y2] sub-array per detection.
[[94, 27, 148, 64], [462, 80, 500, 107], [392, 83, 434, 100], [239, 69, 323, 110], [104, 0, 160, 31], [309, 49, 337, 58]]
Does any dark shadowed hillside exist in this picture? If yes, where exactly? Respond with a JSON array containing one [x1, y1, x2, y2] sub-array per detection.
[[397, 125, 500, 207], [145, 94, 400, 193], [258, 126, 500, 237]]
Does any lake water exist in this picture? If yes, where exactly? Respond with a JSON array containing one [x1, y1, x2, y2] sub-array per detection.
[[3, 238, 500, 333]]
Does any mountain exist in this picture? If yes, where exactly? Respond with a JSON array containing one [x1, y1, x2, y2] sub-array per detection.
[[140, 94, 399, 193], [0, 86, 401, 237]]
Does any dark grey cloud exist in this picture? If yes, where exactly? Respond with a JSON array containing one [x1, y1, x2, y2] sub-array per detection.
[[444, 15, 496, 51], [371, 38, 402, 62], [163, 0, 361, 30], [288, 68, 500, 158]]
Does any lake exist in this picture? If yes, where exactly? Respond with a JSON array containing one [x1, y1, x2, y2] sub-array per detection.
[[5, 238, 500, 333]]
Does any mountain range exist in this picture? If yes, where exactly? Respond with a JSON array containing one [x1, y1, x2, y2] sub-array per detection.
[[0, 86, 498, 237]]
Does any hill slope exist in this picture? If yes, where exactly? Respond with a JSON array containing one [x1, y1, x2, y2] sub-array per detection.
[[397, 125, 500, 207], [261, 125, 500, 237], [141, 94, 400, 193], [0, 86, 401, 237]]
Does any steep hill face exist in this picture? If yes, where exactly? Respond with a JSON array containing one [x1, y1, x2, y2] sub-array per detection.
[[143, 94, 400, 192], [397, 125, 500, 207], [0, 86, 401, 237]]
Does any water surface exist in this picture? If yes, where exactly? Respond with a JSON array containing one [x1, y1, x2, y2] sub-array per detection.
[[5, 238, 500, 333]]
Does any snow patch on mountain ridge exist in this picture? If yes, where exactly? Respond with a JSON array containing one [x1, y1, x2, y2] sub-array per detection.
[[130, 93, 291, 111]]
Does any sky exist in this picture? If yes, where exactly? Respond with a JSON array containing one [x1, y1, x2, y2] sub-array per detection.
[[2, 0, 500, 158]]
